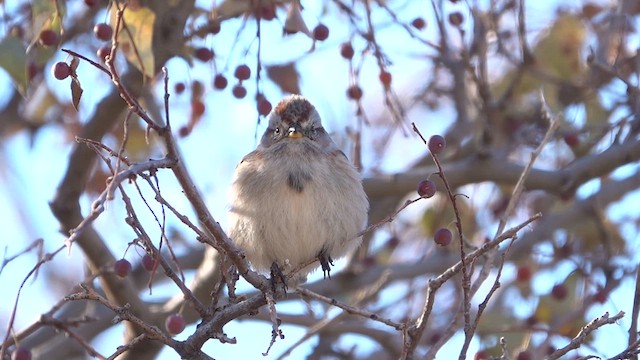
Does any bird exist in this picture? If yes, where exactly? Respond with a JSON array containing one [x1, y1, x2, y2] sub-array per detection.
[[227, 94, 369, 286]]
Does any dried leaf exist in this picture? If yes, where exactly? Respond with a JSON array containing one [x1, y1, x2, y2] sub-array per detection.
[[71, 76, 83, 111], [266, 63, 300, 95], [217, 0, 252, 18], [111, 6, 156, 78], [69, 56, 80, 72], [284, 1, 311, 37]]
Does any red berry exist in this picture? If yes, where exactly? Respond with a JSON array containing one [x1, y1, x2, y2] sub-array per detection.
[[257, 98, 272, 115], [386, 236, 400, 249], [448, 12, 464, 26], [178, 125, 191, 138], [516, 350, 532, 360], [39, 29, 58, 47], [474, 351, 488, 360], [313, 24, 329, 41], [551, 284, 568, 300], [142, 254, 156, 271], [362, 255, 377, 267], [412, 17, 426, 30], [258, 5, 276, 20], [213, 74, 228, 89], [97, 46, 111, 62], [379, 71, 392, 87], [340, 42, 355, 59], [174, 82, 186, 94], [114, 259, 132, 278], [84, 0, 98, 6], [593, 289, 608, 304], [165, 314, 186, 335], [346, 85, 363, 100], [194, 47, 214, 62], [516, 265, 532, 282], [12, 347, 31, 360], [525, 314, 538, 326], [192, 99, 205, 117], [428, 135, 446, 154], [234, 65, 251, 80], [93, 23, 113, 41], [232, 84, 247, 99], [205, 19, 221, 34], [417, 179, 436, 198], [434, 228, 452, 246], [27, 62, 39, 81], [52, 61, 70, 80], [563, 132, 580, 147]]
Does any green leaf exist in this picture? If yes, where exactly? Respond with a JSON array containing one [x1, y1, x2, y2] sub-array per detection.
[[0, 36, 28, 94]]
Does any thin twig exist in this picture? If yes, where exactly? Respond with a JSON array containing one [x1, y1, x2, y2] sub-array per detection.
[[547, 311, 625, 360]]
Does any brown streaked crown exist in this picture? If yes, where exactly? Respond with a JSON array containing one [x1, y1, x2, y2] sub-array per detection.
[[273, 95, 315, 126]]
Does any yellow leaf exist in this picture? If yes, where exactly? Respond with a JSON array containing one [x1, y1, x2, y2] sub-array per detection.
[[111, 6, 156, 78]]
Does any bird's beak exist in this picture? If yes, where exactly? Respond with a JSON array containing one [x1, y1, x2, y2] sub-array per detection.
[[287, 124, 304, 139]]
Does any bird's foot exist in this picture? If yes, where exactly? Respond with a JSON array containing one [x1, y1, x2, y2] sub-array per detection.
[[270, 262, 288, 293], [318, 252, 334, 279]]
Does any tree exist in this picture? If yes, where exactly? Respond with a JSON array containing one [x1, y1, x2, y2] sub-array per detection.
[[1, 0, 639, 359]]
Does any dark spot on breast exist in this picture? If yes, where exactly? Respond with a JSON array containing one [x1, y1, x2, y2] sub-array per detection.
[[287, 171, 310, 192]]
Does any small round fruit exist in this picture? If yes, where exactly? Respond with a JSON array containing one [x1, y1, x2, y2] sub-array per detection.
[[428, 135, 446, 154], [52, 62, 70, 80], [234, 64, 251, 80], [563, 132, 580, 148], [178, 125, 191, 138], [379, 71, 392, 87], [259, 5, 276, 20], [114, 259, 132, 278], [313, 24, 329, 41], [39, 29, 58, 47], [93, 23, 113, 41], [12, 347, 31, 360], [142, 254, 155, 272], [551, 284, 568, 300], [340, 42, 354, 59], [257, 98, 272, 115], [205, 19, 221, 34], [448, 12, 464, 26], [213, 74, 228, 89], [516, 265, 532, 282], [474, 351, 488, 360], [594, 289, 608, 304], [516, 350, 532, 360], [84, 0, 98, 6], [417, 179, 436, 198], [27, 62, 39, 81], [411, 17, 426, 30], [232, 84, 247, 99], [385, 236, 400, 249], [97, 46, 111, 62], [165, 314, 186, 335], [346, 85, 363, 100], [194, 47, 214, 62], [192, 99, 206, 117], [174, 82, 186, 94], [434, 228, 452, 246]]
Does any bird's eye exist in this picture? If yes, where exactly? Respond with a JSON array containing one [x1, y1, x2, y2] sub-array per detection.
[[274, 127, 280, 135]]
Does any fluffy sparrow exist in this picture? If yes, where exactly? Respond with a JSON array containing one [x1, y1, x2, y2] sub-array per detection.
[[228, 95, 368, 285]]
